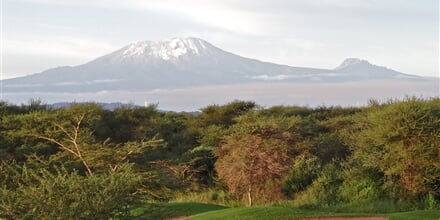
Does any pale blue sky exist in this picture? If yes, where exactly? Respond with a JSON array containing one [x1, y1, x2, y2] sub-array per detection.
[[2, 0, 439, 79]]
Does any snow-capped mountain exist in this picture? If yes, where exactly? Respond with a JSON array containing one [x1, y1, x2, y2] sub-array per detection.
[[334, 58, 367, 70], [113, 37, 217, 61], [2, 37, 428, 93]]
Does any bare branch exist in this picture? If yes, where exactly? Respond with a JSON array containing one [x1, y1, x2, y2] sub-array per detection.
[[34, 112, 93, 175], [120, 150, 134, 162], [35, 135, 79, 157], [53, 122, 74, 142]]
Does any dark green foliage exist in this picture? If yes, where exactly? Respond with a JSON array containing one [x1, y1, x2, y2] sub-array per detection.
[[199, 125, 227, 148], [0, 162, 140, 219], [154, 112, 198, 157], [1, 110, 58, 161], [339, 167, 383, 203], [182, 145, 217, 186], [1, 98, 439, 213], [310, 105, 362, 121], [96, 105, 160, 143], [282, 154, 321, 197], [197, 100, 257, 128], [310, 133, 350, 163], [295, 163, 344, 207], [347, 97, 440, 198]]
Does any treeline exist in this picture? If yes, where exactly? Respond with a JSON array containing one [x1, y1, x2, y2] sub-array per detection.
[[0, 98, 439, 218]]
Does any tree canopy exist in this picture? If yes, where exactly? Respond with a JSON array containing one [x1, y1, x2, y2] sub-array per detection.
[[0, 98, 439, 217]]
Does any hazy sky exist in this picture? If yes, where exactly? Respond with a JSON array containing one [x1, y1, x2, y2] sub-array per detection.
[[2, 0, 439, 79]]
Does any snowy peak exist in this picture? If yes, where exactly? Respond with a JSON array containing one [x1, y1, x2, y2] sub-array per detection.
[[334, 58, 372, 70], [120, 37, 214, 60]]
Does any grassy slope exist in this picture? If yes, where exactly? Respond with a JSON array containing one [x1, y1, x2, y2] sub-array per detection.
[[130, 202, 227, 219], [387, 210, 440, 220], [185, 206, 440, 220]]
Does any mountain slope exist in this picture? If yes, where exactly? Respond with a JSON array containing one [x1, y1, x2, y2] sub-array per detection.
[[2, 37, 427, 93], [333, 58, 423, 80]]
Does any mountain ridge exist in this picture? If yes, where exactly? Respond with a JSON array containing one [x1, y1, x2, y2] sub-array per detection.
[[2, 37, 429, 93]]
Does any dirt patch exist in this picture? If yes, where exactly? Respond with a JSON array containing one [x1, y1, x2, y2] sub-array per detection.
[[292, 217, 388, 220]]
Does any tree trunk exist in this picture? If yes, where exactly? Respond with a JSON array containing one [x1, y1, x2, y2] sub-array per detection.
[[248, 185, 253, 207]]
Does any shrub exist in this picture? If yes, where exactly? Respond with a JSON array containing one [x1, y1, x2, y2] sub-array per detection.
[[339, 179, 381, 203], [291, 163, 343, 207], [171, 189, 239, 207], [282, 154, 320, 197], [0, 162, 140, 219], [339, 167, 383, 203]]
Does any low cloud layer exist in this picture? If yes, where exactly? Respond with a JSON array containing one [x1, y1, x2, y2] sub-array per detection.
[[3, 81, 438, 111]]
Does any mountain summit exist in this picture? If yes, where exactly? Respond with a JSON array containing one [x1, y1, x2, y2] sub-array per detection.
[[2, 37, 426, 93], [122, 37, 208, 60], [333, 57, 421, 80], [96, 37, 221, 64], [334, 58, 371, 70]]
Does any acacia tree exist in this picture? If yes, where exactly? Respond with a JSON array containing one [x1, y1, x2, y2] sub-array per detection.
[[214, 113, 299, 206], [36, 112, 95, 175], [3, 103, 163, 174], [348, 98, 440, 197], [0, 103, 163, 219], [0, 162, 141, 219]]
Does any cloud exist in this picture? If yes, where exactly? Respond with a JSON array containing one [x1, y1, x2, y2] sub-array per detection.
[[9, 0, 439, 77], [16, 0, 264, 35], [4, 36, 114, 59], [251, 75, 290, 81], [115, 1, 264, 35], [2, 35, 116, 79]]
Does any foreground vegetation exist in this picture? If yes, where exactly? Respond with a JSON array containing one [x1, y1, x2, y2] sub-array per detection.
[[0, 97, 439, 219]]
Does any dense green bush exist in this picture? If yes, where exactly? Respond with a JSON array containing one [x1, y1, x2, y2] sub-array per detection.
[[1, 98, 439, 212], [0, 162, 140, 219], [338, 167, 383, 203], [347, 98, 440, 198], [282, 154, 320, 197], [292, 163, 343, 207]]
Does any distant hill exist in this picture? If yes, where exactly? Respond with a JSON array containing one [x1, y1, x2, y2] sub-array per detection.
[[47, 102, 140, 111]]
